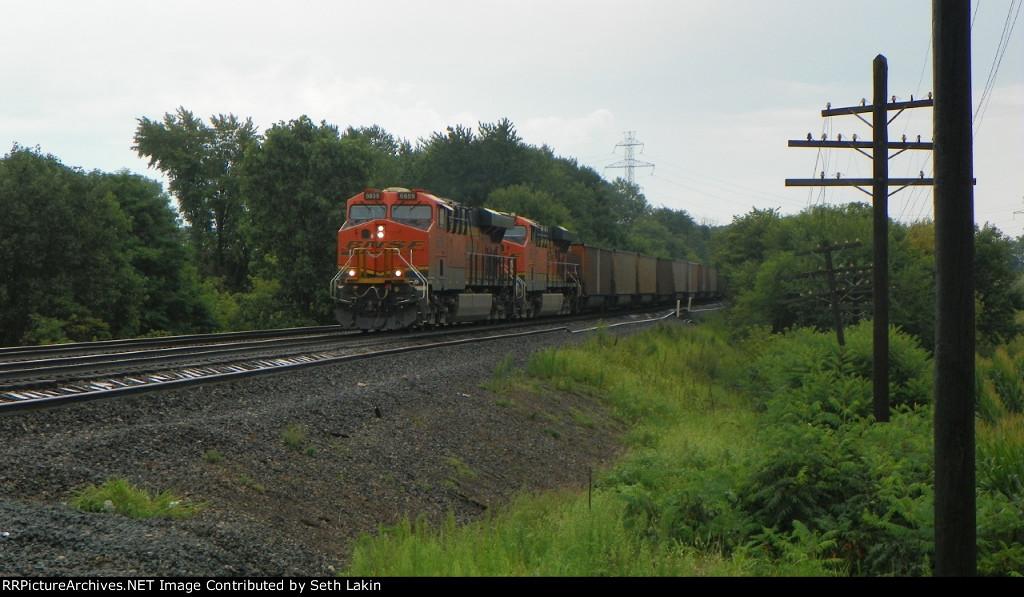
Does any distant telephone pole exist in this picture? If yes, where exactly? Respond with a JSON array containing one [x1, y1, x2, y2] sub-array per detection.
[[786, 55, 933, 423], [778, 241, 871, 347], [607, 131, 655, 187]]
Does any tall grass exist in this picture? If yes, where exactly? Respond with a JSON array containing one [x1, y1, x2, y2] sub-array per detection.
[[343, 319, 1024, 576], [344, 322, 831, 576], [347, 491, 740, 576]]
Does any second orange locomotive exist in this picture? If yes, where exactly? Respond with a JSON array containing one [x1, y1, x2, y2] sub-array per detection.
[[330, 187, 718, 330]]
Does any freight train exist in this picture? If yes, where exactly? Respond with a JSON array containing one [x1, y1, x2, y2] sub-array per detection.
[[330, 187, 719, 331]]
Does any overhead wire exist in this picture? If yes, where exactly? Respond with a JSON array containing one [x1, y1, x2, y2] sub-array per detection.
[[973, 0, 1022, 137]]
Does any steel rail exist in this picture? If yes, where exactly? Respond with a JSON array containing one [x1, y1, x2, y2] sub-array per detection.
[[0, 333, 358, 381], [0, 327, 570, 414], [0, 309, 683, 414], [0, 325, 346, 361]]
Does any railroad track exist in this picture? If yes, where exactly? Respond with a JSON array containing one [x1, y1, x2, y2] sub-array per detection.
[[0, 312, 679, 414]]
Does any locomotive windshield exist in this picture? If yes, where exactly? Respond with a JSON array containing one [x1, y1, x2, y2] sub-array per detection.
[[505, 225, 527, 245], [391, 204, 432, 230], [345, 204, 387, 226]]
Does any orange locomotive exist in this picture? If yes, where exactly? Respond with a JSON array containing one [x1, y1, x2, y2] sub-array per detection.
[[331, 188, 580, 330], [331, 187, 720, 331]]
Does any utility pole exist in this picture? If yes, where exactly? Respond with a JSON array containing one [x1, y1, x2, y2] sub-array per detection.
[[932, 0, 976, 577], [607, 131, 655, 187], [779, 241, 871, 347], [786, 55, 933, 423]]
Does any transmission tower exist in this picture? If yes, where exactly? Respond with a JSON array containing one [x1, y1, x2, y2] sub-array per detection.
[[606, 131, 654, 186]]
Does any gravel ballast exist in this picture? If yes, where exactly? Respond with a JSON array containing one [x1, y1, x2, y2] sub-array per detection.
[[0, 321, 661, 576]]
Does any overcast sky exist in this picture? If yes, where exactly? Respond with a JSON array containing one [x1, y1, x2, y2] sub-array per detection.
[[3, 1, 1022, 236]]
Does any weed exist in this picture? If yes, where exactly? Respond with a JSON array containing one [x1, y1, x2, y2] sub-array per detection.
[[282, 423, 307, 450], [445, 457, 477, 488], [68, 478, 204, 519], [568, 408, 593, 427], [236, 473, 266, 493]]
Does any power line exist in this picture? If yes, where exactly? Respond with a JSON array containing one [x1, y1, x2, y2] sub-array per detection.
[[973, 0, 1022, 136]]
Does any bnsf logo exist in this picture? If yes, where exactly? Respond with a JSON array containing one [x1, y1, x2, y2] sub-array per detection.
[[345, 241, 424, 250]]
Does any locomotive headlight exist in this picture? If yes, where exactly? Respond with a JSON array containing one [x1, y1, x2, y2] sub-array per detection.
[[376, 225, 385, 239], [347, 269, 357, 278], [394, 269, 403, 278]]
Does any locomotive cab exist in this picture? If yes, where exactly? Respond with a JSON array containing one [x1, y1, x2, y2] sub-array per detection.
[[332, 188, 434, 330], [332, 188, 516, 330], [500, 216, 581, 318]]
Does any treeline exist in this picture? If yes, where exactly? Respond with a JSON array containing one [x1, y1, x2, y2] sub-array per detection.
[[0, 149, 217, 345], [1, 110, 711, 346], [710, 203, 1024, 352], [4, 107, 1021, 349]]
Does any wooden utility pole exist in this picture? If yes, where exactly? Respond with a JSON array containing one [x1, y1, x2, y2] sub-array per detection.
[[786, 58, 933, 423], [780, 241, 870, 347], [871, 56, 890, 424], [932, 0, 976, 577]]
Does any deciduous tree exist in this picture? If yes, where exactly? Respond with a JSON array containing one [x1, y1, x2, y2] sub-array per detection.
[[241, 117, 372, 324], [133, 107, 260, 291]]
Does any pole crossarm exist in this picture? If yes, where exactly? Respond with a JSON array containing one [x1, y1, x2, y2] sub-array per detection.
[[785, 177, 934, 187], [787, 140, 934, 150], [822, 97, 933, 117]]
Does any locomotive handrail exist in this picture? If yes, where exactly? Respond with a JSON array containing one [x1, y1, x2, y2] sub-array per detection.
[[330, 268, 349, 301], [332, 248, 429, 303], [514, 275, 527, 301], [393, 248, 429, 302]]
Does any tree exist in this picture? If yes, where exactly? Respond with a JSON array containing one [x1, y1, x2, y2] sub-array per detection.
[[412, 119, 544, 206], [0, 146, 142, 344], [974, 224, 1024, 349], [649, 207, 706, 261], [344, 125, 414, 188], [485, 184, 573, 228], [87, 170, 217, 335], [133, 108, 260, 291], [241, 116, 372, 325], [413, 124, 481, 203]]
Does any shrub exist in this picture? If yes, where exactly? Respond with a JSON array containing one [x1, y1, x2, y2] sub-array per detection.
[[739, 322, 936, 576]]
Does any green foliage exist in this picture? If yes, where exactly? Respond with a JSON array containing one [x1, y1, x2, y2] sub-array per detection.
[[20, 314, 70, 345], [744, 320, 932, 418], [282, 423, 308, 450], [241, 117, 371, 324], [715, 205, 1023, 353], [88, 170, 217, 336], [344, 323, 845, 577], [231, 276, 297, 330], [486, 184, 573, 228], [975, 407, 1024, 575], [343, 125, 414, 189], [0, 146, 217, 346], [737, 322, 939, 575], [133, 108, 260, 291], [0, 146, 143, 345], [977, 344, 1024, 423], [68, 478, 204, 519], [975, 224, 1024, 350], [342, 321, 1024, 576], [481, 354, 519, 392], [445, 457, 477, 488], [977, 416, 1024, 500]]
